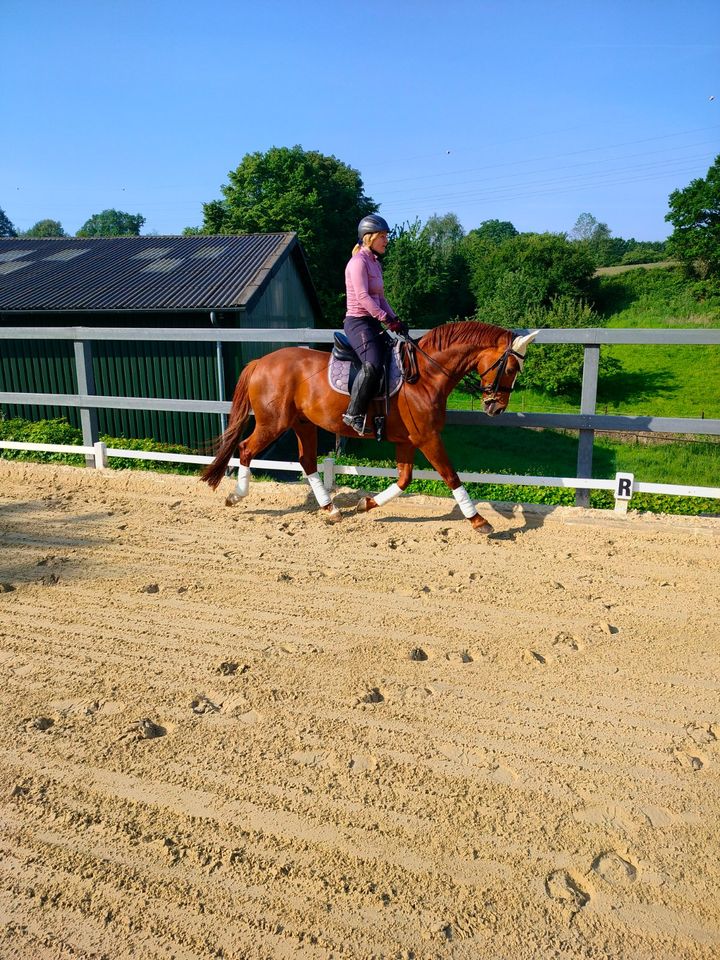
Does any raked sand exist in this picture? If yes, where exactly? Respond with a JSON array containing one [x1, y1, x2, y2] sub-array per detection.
[[1, 460, 719, 960]]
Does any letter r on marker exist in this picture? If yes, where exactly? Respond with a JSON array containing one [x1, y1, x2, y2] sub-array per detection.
[[615, 473, 634, 500]]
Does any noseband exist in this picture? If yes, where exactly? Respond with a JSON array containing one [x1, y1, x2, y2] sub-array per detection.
[[477, 342, 526, 400]]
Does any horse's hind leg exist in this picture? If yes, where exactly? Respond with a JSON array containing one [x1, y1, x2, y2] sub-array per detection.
[[225, 420, 287, 507], [294, 420, 341, 522]]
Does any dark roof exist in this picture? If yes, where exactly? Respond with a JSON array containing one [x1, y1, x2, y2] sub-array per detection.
[[0, 233, 317, 313]]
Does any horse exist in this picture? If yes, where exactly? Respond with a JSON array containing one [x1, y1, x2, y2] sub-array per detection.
[[201, 321, 538, 534]]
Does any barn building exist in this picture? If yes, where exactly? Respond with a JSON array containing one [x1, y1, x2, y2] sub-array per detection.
[[0, 234, 322, 449]]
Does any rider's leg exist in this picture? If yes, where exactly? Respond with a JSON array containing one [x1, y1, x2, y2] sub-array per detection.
[[341, 317, 386, 436], [342, 362, 381, 435]]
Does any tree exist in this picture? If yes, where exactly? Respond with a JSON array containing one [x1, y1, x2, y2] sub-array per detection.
[[383, 220, 447, 325], [619, 241, 667, 265], [22, 219, 67, 238], [469, 232, 596, 327], [382, 215, 474, 326], [465, 219, 518, 246], [570, 212, 624, 267], [0, 207, 17, 237], [198, 146, 377, 323], [422, 212, 465, 253], [520, 296, 621, 395], [76, 209, 145, 237], [570, 212, 603, 243], [666, 154, 720, 278]]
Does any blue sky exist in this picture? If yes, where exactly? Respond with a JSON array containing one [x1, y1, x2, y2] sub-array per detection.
[[4, 1, 719, 242]]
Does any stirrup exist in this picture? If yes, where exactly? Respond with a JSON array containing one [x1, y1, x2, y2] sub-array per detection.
[[342, 412, 367, 436]]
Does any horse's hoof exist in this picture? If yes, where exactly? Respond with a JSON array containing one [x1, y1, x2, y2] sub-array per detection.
[[356, 496, 377, 514], [225, 493, 245, 507], [321, 505, 342, 524], [470, 514, 493, 534]]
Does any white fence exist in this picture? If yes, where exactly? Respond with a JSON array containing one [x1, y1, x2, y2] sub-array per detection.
[[1, 325, 719, 513]]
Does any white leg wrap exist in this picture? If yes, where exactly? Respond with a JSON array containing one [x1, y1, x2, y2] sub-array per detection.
[[305, 471, 332, 508], [372, 482, 403, 507], [235, 464, 251, 498], [452, 485, 477, 519]]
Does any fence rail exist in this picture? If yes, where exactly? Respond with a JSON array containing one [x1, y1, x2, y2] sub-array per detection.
[[1, 325, 719, 511]]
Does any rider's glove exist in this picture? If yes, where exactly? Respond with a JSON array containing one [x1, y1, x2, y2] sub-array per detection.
[[386, 318, 406, 334]]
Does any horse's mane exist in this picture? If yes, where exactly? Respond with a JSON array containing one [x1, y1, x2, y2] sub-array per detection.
[[418, 320, 511, 352]]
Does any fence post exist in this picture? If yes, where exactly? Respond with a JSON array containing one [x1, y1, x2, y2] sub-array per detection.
[[93, 441, 108, 469], [74, 339, 99, 468], [209, 311, 228, 436], [575, 344, 600, 507], [322, 456, 335, 491]]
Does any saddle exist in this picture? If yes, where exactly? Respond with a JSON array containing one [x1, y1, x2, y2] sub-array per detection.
[[328, 332, 418, 398]]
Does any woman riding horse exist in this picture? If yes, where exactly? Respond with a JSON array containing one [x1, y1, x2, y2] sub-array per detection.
[[342, 214, 407, 436], [201, 306, 538, 533]]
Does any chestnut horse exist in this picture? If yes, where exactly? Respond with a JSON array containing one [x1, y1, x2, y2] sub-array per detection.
[[201, 321, 537, 533]]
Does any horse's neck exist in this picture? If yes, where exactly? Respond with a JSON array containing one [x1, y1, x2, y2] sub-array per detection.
[[420, 341, 487, 397]]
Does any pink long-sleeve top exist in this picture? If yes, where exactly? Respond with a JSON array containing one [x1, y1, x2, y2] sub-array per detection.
[[344, 246, 396, 324]]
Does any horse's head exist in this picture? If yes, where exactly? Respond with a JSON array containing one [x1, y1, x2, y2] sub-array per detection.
[[478, 330, 538, 416]]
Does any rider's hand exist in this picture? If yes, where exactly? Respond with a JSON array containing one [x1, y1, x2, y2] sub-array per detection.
[[386, 318, 405, 334]]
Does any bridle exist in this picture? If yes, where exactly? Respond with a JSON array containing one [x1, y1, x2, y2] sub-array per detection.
[[398, 332, 525, 400], [476, 340, 526, 400]]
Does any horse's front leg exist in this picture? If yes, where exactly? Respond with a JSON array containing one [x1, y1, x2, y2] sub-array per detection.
[[418, 436, 493, 534], [357, 443, 415, 514], [294, 421, 341, 523]]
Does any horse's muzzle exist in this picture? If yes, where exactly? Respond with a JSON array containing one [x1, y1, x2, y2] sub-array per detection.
[[483, 399, 506, 417]]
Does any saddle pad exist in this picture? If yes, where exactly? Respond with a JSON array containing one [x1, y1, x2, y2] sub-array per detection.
[[328, 343, 404, 398]]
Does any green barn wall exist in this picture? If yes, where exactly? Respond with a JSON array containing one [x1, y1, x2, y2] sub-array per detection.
[[1, 256, 320, 451]]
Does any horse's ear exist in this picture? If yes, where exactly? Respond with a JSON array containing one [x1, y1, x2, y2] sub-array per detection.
[[511, 330, 539, 357]]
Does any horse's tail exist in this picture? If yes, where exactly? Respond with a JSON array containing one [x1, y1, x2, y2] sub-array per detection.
[[200, 360, 258, 490]]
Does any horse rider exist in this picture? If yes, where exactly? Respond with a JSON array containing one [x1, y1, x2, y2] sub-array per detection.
[[341, 214, 407, 435]]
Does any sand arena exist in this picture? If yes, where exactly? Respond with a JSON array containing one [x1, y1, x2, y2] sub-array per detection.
[[1, 460, 719, 959]]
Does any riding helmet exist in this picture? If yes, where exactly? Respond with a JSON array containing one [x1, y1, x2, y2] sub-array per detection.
[[357, 214, 390, 243]]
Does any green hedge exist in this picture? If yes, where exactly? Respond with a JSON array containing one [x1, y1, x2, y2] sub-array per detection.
[[0, 417, 198, 474]]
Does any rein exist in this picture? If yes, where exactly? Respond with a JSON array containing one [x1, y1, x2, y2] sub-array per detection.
[[397, 334, 451, 381], [398, 332, 523, 396]]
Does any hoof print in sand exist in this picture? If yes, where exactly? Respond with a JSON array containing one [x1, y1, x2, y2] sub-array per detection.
[[673, 748, 706, 771], [398, 684, 436, 703], [685, 722, 717, 746], [357, 687, 385, 705], [545, 870, 591, 910], [552, 632, 583, 654], [216, 661, 249, 677], [120, 718, 167, 741], [0, 582, 16, 593], [591, 851, 638, 886], [409, 647, 430, 662], [445, 650, 474, 664], [522, 649, 547, 665], [191, 695, 221, 715], [25, 716, 55, 732], [140, 583, 160, 594]]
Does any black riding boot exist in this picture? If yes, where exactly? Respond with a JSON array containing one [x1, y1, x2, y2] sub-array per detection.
[[342, 362, 380, 436]]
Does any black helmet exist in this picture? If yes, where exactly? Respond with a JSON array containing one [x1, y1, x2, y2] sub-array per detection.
[[357, 214, 390, 243]]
